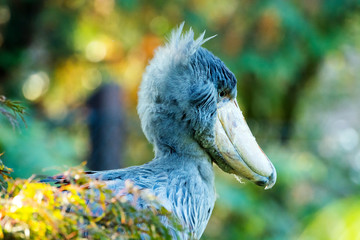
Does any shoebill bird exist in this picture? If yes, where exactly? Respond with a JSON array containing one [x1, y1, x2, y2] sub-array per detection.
[[52, 23, 276, 239]]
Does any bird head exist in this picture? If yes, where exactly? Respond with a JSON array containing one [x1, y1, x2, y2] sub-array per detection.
[[138, 23, 276, 189]]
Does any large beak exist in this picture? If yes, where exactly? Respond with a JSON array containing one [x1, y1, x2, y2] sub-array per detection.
[[214, 99, 276, 189]]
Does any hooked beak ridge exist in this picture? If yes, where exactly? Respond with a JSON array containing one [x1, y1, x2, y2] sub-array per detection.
[[214, 99, 276, 189]]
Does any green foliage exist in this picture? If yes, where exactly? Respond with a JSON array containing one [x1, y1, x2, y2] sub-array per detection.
[[1, 1, 360, 239], [0, 154, 12, 191], [0, 96, 26, 129], [299, 197, 360, 240], [0, 119, 83, 179], [0, 161, 183, 240], [0, 99, 183, 239]]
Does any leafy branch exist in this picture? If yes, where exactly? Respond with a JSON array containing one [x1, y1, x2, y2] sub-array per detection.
[[0, 153, 13, 191], [0, 162, 184, 239], [0, 95, 27, 129]]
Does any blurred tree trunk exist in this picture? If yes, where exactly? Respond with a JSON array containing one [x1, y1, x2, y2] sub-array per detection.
[[280, 57, 320, 144], [241, 72, 257, 120], [86, 83, 126, 171]]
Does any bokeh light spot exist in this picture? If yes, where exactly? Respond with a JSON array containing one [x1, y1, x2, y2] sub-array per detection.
[[22, 72, 50, 101], [0, 6, 10, 24], [338, 127, 359, 152], [85, 40, 107, 62]]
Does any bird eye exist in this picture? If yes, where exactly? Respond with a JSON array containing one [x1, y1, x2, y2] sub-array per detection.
[[219, 91, 226, 98]]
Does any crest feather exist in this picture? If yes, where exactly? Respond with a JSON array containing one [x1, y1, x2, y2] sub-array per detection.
[[166, 22, 216, 63]]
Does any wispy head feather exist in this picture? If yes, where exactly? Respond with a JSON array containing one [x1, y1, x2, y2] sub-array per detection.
[[139, 23, 217, 148], [165, 22, 216, 64]]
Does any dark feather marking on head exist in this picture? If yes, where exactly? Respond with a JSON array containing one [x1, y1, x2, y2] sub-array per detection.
[[190, 47, 237, 97], [155, 95, 162, 104], [181, 113, 187, 120]]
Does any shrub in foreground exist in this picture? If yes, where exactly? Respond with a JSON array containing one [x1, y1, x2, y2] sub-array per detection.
[[0, 160, 183, 239]]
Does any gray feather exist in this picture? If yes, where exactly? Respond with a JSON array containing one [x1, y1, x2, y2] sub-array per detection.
[[86, 23, 238, 239]]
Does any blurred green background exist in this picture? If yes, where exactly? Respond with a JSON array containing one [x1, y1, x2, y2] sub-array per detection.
[[1, 0, 360, 239]]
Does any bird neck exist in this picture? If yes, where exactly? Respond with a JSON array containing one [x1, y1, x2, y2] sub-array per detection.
[[151, 149, 215, 189], [152, 136, 215, 187], [153, 132, 211, 161]]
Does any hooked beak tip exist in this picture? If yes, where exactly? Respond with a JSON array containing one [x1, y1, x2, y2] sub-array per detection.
[[264, 171, 277, 190], [253, 170, 276, 190]]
